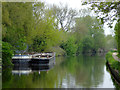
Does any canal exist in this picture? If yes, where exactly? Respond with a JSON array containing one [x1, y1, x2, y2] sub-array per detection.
[[2, 54, 115, 88]]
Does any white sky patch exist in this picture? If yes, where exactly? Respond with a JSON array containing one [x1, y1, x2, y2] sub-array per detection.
[[104, 23, 114, 36], [104, 21, 117, 36], [41, 0, 85, 10]]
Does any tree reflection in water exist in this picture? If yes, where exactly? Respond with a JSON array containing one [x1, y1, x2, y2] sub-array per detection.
[[2, 55, 115, 88]]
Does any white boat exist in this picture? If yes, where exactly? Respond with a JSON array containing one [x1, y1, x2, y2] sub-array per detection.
[[12, 54, 32, 60], [12, 52, 55, 65]]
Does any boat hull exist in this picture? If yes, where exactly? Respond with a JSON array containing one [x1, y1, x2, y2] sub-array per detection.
[[29, 58, 55, 65], [12, 59, 31, 65]]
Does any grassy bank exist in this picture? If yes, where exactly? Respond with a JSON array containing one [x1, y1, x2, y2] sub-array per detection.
[[106, 51, 120, 73]]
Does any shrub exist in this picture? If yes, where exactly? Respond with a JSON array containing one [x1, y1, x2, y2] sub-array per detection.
[[106, 51, 120, 72], [60, 36, 78, 56], [2, 42, 13, 66]]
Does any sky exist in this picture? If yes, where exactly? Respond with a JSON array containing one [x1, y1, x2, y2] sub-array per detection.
[[40, 0, 115, 36], [42, 0, 83, 10]]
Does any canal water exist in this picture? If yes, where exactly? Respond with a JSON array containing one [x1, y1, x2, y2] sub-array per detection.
[[3, 54, 115, 88]]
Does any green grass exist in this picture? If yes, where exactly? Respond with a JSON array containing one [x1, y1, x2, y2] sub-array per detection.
[[106, 51, 120, 73]]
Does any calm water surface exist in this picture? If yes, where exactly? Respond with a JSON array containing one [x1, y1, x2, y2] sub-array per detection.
[[3, 55, 115, 88]]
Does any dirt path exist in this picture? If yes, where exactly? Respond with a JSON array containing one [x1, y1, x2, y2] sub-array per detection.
[[112, 52, 120, 63]]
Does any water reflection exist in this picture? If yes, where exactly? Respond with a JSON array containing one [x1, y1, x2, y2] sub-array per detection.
[[57, 55, 105, 88], [12, 63, 55, 75], [2, 55, 115, 88]]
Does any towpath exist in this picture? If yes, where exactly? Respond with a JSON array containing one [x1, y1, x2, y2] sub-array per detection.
[[112, 52, 120, 63]]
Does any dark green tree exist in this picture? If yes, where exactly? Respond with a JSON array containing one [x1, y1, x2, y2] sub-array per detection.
[[60, 36, 78, 56], [82, 36, 94, 53], [114, 22, 120, 54], [2, 2, 34, 53], [73, 15, 106, 53], [2, 42, 13, 66]]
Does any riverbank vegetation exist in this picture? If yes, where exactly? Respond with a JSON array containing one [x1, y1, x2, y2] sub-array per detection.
[[106, 51, 120, 72], [106, 51, 120, 88], [2, 2, 117, 66]]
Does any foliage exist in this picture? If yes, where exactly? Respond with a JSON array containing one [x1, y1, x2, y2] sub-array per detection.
[[2, 2, 34, 52], [51, 4, 78, 31], [15, 36, 27, 53], [27, 2, 67, 53], [73, 15, 106, 53], [105, 35, 117, 51], [73, 16, 88, 42], [82, 1, 120, 54], [2, 42, 13, 66], [60, 36, 78, 56], [46, 46, 66, 56], [29, 14, 66, 52], [93, 29, 105, 51], [2, 1, 114, 57], [82, 36, 94, 53], [82, 1, 120, 27], [106, 51, 120, 87], [2, 2, 67, 54], [106, 51, 120, 72], [114, 22, 120, 54]]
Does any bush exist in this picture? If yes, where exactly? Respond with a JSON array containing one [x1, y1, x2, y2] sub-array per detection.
[[106, 51, 120, 72], [81, 36, 94, 53], [2, 42, 13, 66], [60, 36, 78, 56]]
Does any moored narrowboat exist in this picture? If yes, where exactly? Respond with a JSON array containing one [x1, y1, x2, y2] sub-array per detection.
[[29, 52, 55, 65], [12, 52, 55, 65]]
